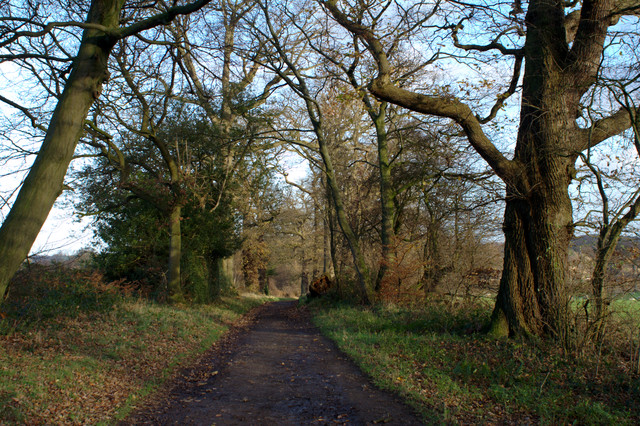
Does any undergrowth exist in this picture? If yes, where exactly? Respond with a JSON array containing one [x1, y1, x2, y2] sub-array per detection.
[[0, 264, 273, 424], [311, 298, 639, 425]]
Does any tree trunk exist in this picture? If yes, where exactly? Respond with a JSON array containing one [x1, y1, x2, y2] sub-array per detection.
[[422, 218, 443, 295], [373, 104, 396, 293], [488, 30, 579, 336], [321, 151, 372, 303], [167, 205, 184, 303], [300, 271, 309, 297], [323, 181, 336, 278], [487, 0, 585, 341], [312, 200, 321, 280], [590, 191, 640, 339], [211, 255, 235, 298], [300, 247, 309, 296], [242, 246, 258, 290], [0, 0, 121, 300], [259, 267, 268, 295], [489, 150, 575, 340], [591, 230, 612, 338]]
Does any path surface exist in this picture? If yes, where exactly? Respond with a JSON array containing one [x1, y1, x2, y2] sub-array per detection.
[[125, 301, 424, 425]]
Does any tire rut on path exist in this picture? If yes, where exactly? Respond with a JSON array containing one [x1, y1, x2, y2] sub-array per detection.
[[124, 300, 424, 425]]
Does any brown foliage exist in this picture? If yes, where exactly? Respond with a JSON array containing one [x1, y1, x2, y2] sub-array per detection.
[[308, 274, 334, 298]]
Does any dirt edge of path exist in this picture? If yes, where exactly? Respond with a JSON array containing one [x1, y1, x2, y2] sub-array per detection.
[[123, 301, 425, 425], [121, 301, 274, 423]]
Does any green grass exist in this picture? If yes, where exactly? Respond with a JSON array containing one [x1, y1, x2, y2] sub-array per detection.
[[311, 299, 639, 424], [0, 267, 274, 424]]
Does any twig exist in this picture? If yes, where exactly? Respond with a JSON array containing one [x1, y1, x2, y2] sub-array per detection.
[[539, 370, 551, 397]]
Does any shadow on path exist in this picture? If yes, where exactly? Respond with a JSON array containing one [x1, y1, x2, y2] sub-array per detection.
[[124, 301, 424, 425]]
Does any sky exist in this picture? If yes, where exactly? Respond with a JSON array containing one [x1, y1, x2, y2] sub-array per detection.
[[0, 155, 94, 255], [0, 60, 93, 255], [0, 9, 637, 257]]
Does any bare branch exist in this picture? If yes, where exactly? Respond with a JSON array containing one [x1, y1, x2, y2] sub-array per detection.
[[117, 0, 213, 39], [320, 1, 518, 186], [478, 54, 523, 124], [580, 107, 635, 150], [0, 94, 46, 132], [451, 21, 523, 56]]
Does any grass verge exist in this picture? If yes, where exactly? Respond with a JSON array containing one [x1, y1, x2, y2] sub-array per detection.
[[0, 266, 273, 424], [311, 298, 639, 424]]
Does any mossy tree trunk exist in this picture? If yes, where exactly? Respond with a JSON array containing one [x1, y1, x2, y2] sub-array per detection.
[[339, 61, 397, 293], [0, 0, 122, 301], [371, 103, 397, 293], [322, 0, 635, 338], [0, 0, 213, 302], [211, 256, 235, 298], [167, 205, 184, 303]]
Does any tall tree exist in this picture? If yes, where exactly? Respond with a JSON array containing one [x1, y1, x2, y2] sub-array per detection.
[[253, 0, 373, 303], [0, 0, 214, 301], [78, 111, 247, 301], [576, 73, 640, 340], [321, 0, 640, 339]]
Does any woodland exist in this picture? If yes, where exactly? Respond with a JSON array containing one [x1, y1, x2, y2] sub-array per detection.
[[1, 0, 640, 421]]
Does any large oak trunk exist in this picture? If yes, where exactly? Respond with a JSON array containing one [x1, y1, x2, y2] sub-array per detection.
[[490, 187, 573, 339], [490, 94, 577, 339], [487, 0, 582, 339]]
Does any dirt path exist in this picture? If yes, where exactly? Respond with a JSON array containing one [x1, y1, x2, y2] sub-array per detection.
[[124, 301, 424, 425]]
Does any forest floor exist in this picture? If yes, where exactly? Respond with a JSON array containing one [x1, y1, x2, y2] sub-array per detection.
[[124, 300, 424, 425], [4, 266, 635, 425]]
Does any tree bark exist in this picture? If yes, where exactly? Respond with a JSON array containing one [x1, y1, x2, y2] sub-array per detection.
[[312, 199, 321, 280], [259, 267, 268, 295], [167, 205, 184, 303], [591, 229, 613, 334], [300, 246, 309, 296], [0, 0, 214, 301], [212, 256, 235, 297], [372, 103, 397, 293], [325, 197, 337, 278], [488, 0, 581, 340], [0, 0, 121, 300]]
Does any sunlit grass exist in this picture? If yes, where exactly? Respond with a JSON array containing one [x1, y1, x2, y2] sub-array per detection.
[[311, 299, 638, 424], [0, 273, 274, 424]]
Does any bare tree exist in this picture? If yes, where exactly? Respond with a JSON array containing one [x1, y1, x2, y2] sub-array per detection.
[[0, 0, 215, 301], [576, 70, 640, 341], [321, 0, 640, 341], [251, 0, 373, 303]]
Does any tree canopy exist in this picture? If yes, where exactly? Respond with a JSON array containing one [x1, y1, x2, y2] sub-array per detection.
[[1, 0, 639, 344]]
